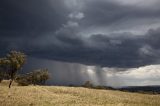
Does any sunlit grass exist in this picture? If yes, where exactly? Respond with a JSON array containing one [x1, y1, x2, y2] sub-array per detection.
[[0, 80, 160, 106]]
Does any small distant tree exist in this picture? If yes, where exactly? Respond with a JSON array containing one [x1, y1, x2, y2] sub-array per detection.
[[83, 81, 93, 88], [0, 51, 26, 88], [30, 69, 50, 85], [39, 69, 50, 85]]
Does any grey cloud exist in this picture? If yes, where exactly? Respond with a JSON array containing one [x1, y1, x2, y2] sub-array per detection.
[[19, 27, 159, 68], [0, 0, 69, 35], [80, 0, 160, 33], [0, 0, 160, 68]]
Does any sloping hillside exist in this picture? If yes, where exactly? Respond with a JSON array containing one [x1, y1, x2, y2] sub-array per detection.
[[0, 80, 160, 106]]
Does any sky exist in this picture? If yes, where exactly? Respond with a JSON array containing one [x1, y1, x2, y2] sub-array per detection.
[[0, 0, 160, 87]]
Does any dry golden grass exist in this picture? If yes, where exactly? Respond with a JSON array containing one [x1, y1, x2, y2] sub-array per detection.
[[0, 80, 160, 106]]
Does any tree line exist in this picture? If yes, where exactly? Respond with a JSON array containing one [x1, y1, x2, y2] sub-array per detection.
[[0, 51, 50, 88]]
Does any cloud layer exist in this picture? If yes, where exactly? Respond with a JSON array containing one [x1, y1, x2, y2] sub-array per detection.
[[0, 0, 160, 68]]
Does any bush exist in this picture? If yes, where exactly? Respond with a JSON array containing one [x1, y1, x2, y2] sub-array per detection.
[[82, 81, 93, 88], [16, 78, 30, 86], [15, 69, 50, 86], [15, 75, 30, 86], [28, 69, 50, 85]]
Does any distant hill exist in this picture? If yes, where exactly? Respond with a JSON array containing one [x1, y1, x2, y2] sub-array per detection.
[[119, 85, 160, 94]]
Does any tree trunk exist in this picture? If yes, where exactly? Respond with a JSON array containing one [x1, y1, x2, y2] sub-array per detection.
[[9, 69, 15, 88], [9, 79, 13, 88]]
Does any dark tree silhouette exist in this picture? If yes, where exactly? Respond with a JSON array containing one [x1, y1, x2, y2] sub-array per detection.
[[0, 51, 26, 88]]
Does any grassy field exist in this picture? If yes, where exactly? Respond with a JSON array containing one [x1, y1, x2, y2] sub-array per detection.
[[0, 80, 160, 106]]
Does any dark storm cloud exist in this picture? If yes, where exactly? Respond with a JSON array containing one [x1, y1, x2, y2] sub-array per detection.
[[82, 0, 160, 27], [0, 0, 69, 53], [0, 0, 68, 34], [23, 28, 160, 68], [145, 29, 160, 49], [0, 0, 160, 68]]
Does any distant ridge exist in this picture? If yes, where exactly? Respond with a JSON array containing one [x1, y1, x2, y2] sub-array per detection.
[[119, 85, 160, 94]]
